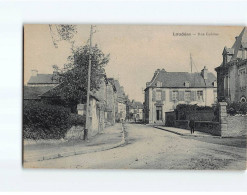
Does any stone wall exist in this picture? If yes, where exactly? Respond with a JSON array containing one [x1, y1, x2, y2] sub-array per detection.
[[195, 121, 221, 136], [175, 120, 189, 130], [219, 102, 247, 137], [224, 115, 247, 137], [174, 120, 221, 135]]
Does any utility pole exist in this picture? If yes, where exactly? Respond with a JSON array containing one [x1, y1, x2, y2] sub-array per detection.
[[84, 25, 94, 141], [190, 53, 193, 73]]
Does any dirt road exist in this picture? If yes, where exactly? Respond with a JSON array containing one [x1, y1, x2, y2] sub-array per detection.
[[24, 123, 246, 169]]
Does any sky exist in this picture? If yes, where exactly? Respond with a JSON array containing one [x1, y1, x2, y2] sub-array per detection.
[[24, 25, 243, 102]]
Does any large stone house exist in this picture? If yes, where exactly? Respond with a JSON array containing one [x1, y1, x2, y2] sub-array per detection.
[[144, 68, 217, 124], [215, 27, 247, 103]]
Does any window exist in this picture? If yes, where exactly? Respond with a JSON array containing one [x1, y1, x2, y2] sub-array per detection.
[[185, 91, 191, 102], [156, 81, 162, 87], [156, 91, 162, 100], [172, 91, 179, 101], [213, 81, 217, 87], [240, 96, 246, 103], [185, 81, 190, 87], [197, 91, 203, 101]]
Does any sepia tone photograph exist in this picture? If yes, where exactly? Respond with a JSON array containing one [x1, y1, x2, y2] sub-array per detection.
[[23, 24, 247, 169]]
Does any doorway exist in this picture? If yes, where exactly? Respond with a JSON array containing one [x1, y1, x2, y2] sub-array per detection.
[[156, 106, 162, 121]]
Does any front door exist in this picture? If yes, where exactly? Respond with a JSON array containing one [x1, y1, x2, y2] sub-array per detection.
[[156, 106, 162, 121]]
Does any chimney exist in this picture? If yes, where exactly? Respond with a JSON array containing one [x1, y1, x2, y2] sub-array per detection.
[[235, 36, 238, 40], [154, 69, 160, 75], [201, 66, 208, 80], [31, 69, 38, 77]]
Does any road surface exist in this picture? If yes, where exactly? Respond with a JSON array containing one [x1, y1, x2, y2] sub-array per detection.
[[24, 123, 246, 169]]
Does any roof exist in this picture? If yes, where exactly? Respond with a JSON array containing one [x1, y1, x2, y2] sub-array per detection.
[[224, 27, 247, 61], [27, 74, 59, 85], [231, 27, 247, 60], [130, 101, 144, 109], [24, 85, 55, 100], [146, 69, 216, 89], [40, 82, 100, 102]]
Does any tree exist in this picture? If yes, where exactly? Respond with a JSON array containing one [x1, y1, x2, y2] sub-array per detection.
[[52, 44, 110, 107]]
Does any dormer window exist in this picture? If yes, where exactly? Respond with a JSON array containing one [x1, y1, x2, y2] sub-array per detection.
[[156, 81, 162, 87], [213, 81, 217, 87], [184, 81, 190, 87]]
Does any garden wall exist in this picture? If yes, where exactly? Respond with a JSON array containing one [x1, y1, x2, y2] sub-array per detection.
[[223, 115, 247, 137], [174, 120, 220, 136], [219, 102, 247, 137]]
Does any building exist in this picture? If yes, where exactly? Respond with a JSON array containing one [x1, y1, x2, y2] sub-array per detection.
[[24, 70, 59, 101], [128, 100, 144, 122], [215, 27, 247, 103], [24, 69, 118, 137], [108, 79, 128, 122], [144, 68, 217, 124], [93, 76, 117, 126], [27, 69, 59, 87]]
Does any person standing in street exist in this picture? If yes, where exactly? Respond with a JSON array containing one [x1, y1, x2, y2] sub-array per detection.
[[189, 119, 195, 134]]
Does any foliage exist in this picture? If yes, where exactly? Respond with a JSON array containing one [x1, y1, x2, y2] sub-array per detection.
[[56, 25, 77, 41], [212, 103, 220, 122], [69, 113, 86, 126], [175, 104, 214, 120], [226, 101, 247, 115], [23, 101, 74, 140], [51, 44, 110, 106]]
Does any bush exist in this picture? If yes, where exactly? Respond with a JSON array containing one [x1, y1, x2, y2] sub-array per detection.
[[227, 101, 247, 115], [69, 113, 86, 126], [175, 104, 214, 120], [23, 101, 72, 140]]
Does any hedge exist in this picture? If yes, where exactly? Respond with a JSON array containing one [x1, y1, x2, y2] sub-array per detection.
[[23, 101, 85, 140]]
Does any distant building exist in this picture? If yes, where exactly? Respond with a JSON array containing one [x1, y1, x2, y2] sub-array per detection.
[[128, 100, 144, 122], [144, 68, 217, 124], [24, 70, 59, 101], [109, 79, 128, 122], [215, 27, 247, 103], [27, 70, 59, 87]]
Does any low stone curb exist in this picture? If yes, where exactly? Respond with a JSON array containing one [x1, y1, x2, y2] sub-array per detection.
[[154, 126, 220, 138], [24, 124, 126, 163]]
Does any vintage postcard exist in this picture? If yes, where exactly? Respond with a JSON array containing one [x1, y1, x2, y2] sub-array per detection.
[[23, 25, 247, 169]]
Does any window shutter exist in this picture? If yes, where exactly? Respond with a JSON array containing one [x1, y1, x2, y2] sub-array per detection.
[[161, 91, 166, 101], [152, 89, 156, 102], [179, 91, 184, 101], [169, 90, 173, 102]]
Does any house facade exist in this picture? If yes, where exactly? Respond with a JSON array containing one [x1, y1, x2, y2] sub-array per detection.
[[144, 68, 217, 124], [128, 100, 144, 122], [215, 27, 247, 103], [109, 79, 128, 122]]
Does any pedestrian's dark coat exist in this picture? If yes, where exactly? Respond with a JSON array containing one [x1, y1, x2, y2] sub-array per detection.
[[189, 120, 195, 128]]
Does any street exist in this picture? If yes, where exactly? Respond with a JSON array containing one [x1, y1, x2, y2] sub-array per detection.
[[24, 123, 246, 170]]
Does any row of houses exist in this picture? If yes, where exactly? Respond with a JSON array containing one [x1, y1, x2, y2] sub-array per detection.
[[144, 27, 247, 124], [24, 70, 130, 136]]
